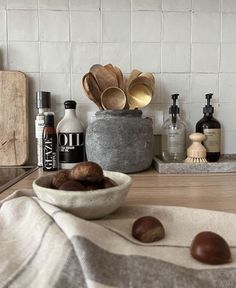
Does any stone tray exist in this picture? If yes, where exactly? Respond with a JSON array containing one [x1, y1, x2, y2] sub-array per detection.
[[153, 155, 236, 174]]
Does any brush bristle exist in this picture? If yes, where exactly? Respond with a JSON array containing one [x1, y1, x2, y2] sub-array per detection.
[[184, 157, 207, 163]]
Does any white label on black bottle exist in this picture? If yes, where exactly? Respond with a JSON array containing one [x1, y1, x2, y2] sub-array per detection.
[[43, 137, 57, 170], [58, 132, 84, 164], [203, 128, 221, 152]]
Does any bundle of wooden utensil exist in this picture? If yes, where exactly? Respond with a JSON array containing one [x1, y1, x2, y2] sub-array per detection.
[[82, 64, 155, 110]]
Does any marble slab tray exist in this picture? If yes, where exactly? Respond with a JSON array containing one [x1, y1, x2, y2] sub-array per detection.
[[153, 155, 236, 174]]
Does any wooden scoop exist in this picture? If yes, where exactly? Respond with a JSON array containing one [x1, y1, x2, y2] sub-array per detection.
[[82, 72, 102, 110], [130, 75, 154, 92], [126, 69, 142, 92], [90, 64, 118, 91], [127, 83, 153, 109], [101, 87, 126, 110], [114, 66, 125, 91], [139, 72, 155, 87]]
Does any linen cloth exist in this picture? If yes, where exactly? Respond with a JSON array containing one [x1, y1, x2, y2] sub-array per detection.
[[0, 189, 236, 288]]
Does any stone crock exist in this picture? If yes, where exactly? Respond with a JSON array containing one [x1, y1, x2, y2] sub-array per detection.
[[85, 110, 153, 173]]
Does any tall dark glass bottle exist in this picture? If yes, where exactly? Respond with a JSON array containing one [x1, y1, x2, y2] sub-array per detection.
[[196, 93, 221, 162], [43, 112, 57, 171]]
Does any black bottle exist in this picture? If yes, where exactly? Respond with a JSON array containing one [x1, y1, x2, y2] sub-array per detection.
[[196, 93, 221, 162], [43, 112, 57, 171]]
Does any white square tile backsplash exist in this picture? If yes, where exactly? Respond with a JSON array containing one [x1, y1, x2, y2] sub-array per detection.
[[221, 43, 236, 72], [131, 42, 161, 72], [162, 12, 191, 42], [39, 11, 69, 42], [0, 10, 6, 40], [69, 0, 100, 11], [7, 0, 37, 9], [192, 0, 220, 12], [70, 11, 100, 42], [162, 43, 191, 72], [191, 43, 219, 72], [40, 42, 70, 72], [8, 10, 38, 41], [132, 11, 161, 42], [8, 42, 39, 72], [102, 11, 130, 42], [192, 12, 220, 43], [102, 0, 131, 11], [1, 0, 236, 162], [222, 13, 236, 43], [132, 0, 162, 11], [162, 0, 191, 11], [38, 0, 69, 10]]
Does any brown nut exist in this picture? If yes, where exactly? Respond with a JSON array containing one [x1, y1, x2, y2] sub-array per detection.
[[191, 231, 231, 265], [70, 161, 104, 182], [132, 216, 165, 243], [59, 180, 85, 191], [51, 170, 70, 189], [81, 181, 103, 191], [101, 177, 117, 189]]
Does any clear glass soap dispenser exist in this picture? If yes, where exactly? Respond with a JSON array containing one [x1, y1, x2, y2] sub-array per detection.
[[161, 94, 187, 162]]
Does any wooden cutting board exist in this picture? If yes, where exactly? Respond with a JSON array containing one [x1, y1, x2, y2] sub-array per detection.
[[0, 71, 28, 165]]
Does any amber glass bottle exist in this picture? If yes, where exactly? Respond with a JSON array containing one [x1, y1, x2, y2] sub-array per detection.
[[42, 112, 57, 171], [196, 93, 221, 162]]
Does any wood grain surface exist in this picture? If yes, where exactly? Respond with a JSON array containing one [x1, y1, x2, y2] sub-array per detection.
[[0, 71, 28, 165], [1, 168, 236, 214]]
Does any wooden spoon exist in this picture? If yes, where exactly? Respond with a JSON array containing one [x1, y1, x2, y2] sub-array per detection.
[[90, 64, 118, 92], [139, 72, 155, 87], [126, 69, 142, 92], [101, 87, 126, 110], [130, 75, 154, 92], [82, 72, 102, 110], [127, 83, 153, 109], [114, 66, 125, 91]]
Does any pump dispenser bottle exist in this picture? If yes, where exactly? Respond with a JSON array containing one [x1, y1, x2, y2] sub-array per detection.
[[161, 94, 187, 162], [196, 93, 221, 162]]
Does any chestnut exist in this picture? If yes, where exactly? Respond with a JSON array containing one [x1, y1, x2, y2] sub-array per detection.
[[51, 170, 70, 189], [81, 181, 103, 191], [59, 180, 85, 191], [70, 161, 104, 182], [132, 216, 165, 243], [101, 177, 117, 189], [191, 231, 231, 265]]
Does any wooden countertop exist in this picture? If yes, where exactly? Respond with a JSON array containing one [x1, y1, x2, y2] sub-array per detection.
[[1, 168, 236, 213]]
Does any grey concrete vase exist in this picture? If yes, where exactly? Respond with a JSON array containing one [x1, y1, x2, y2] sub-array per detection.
[[85, 110, 153, 173]]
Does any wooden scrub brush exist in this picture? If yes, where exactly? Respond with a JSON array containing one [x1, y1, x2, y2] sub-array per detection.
[[184, 133, 208, 163]]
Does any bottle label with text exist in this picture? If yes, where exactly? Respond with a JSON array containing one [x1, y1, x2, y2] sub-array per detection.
[[43, 136, 57, 170], [167, 130, 185, 154], [203, 128, 221, 153], [58, 132, 84, 163]]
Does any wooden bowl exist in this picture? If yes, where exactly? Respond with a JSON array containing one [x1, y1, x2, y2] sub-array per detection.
[[101, 87, 127, 110], [127, 83, 153, 109]]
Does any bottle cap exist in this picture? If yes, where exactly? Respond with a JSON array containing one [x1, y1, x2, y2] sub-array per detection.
[[203, 93, 214, 115], [36, 91, 51, 109], [44, 112, 54, 126], [64, 100, 76, 109]]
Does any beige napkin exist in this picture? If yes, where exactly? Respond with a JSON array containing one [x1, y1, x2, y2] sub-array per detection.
[[0, 189, 236, 288]]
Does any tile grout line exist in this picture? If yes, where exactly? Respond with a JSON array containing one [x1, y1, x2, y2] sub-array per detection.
[[218, 0, 222, 105], [5, 3, 9, 70], [130, 0, 132, 72], [68, 0, 72, 101], [100, 0, 103, 65]]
